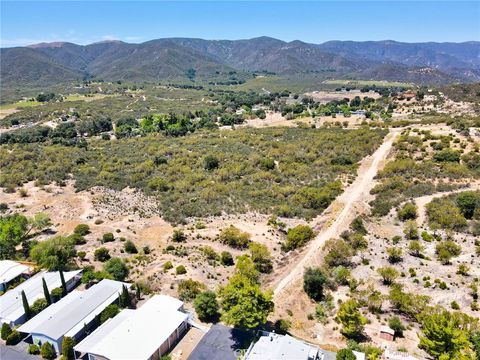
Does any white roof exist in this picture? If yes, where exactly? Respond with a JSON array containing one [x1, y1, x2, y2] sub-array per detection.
[[0, 270, 82, 324], [245, 333, 320, 360], [18, 279, 128, 340], [353, 351, 366, 360], [74, 295, 188, 360], [0, 260, 29, 284], [380, 325, 395, 336]]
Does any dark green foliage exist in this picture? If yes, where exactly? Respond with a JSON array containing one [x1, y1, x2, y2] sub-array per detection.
[[124, 240, 138, 254], [220, 251, 234, 266], [74, 224, 90, 236], [102, 232, 115, 243], [455, 191, 480, 219], [1, 323, 12, 340], [42, 277, 52, 305], [397, 202, 418, 221], [303, 267, 328, 301], [433, 148, 461, 162], [40, 342, 56, 360], [274, 319, 292, 335], [0, 128, 386, 223], [94, 247, 111, 262], [30, 236, 77, 271], [0, 214, 29, 259], [204, 155, 219, 170], [61, 336, 75, 359], [219, 226, 251, 249], [60, 270, 67, 296], [28, 344, 40, 355], [21, 290, 32, 320], [249, 242, 273, 274], [350, 217, 367, 235], [31, 298, 48, 315], [194, 291, 219, 322], [178, 279, 206, 302], [336, 349, 356, 360], [259, 158, 275, 170], [119, 285, 132, 308], [99, 304, 119, 323], [172, 230, 186, 243], [388, 316, 405, 337], [50, 287, 63, 301], [283, 225, 314, 251], [6, 330, 21, 345], [104, 258, 129, 281]]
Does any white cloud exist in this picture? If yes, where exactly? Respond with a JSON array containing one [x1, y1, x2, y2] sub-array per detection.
[[101, 34, 119, 41]]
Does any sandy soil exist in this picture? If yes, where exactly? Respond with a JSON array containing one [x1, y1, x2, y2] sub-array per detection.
[[0, 108, 19, 120]]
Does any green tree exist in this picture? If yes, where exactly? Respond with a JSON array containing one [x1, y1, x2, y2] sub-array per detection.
[[94, 247, 111, 262], [456, 191, 480, 219], [60, 270, 67, 296], [249, 242, 273, 274], [436, 241, 461, 265], [219, 256, 273, 329], [42, 277, 52, 305], [31, 298, 48, 315], [418, 308, 474, 359], [0, 214, 29, 259], [388, 316, 405, 337], [398, 202, 418, 221], [337, 300, 366, 339], [194, 291, 219, 322], [119, 285, 131, 308], [283, 225, 314, 251], [219, 226, 251, 249], [74, 224, 90, 236], [21, 290, 32, 320], [336, 348, 356, 360], [204, 155, 219, 170], [178, 279, 206, 302], [99, 304, 119, 323], [377, 266, 399, 285], [61, 336, 75, 359], [220, 251, 234, 266], [30, 236, 76, 270], [104, 258, 129, 281], [40, 342, 56, 360], [303, 267, 328, 301], [1, 323, 12, 340]]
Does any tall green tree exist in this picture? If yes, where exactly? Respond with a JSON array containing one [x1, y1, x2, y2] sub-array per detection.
[[119, 285, 131, 308], [337, 300, 366, 339], [60, 270, 67, 296], [42, 277, 52, 305], [21, 290, 32, 320], [418, 308, 475, 360], [219, 255, 273, 329], [61, 336, 75, 359], [30, 236, 76, 270], [0, 214, 28, 259]]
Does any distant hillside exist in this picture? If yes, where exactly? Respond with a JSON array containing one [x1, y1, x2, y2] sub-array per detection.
[[1, 37, 479, 90]]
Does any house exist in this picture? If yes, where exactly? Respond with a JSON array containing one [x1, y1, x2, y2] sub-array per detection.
[[74, 294, 189, 360], [0, 270, 82, 325], [243, 331, 324, 360], [188, 324, 255, 360], [18, 279, 128, 354], [0, 260, 31, 292], [380, 326, 395, 341]]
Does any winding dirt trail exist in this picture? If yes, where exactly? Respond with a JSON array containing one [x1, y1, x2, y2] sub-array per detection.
[[273, 128, 401, 299], [415, 183, 480, 226]]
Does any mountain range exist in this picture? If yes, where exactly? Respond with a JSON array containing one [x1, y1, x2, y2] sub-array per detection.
[[1, 37, 479, 89]]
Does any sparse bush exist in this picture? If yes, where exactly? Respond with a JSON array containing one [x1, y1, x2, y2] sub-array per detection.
[[378, 266, 399, 285], [219, 226, 251, 249], [398, 202, 417, 221], [124, 240, 138, 254], [102, 232, 115, 243], [220, 251, 234, 266], [283, 225, 314, 251], [176, 265, 187, 275], [163, 261, 173, 271], [94, 247, 110, 262], [172, 229, 186, 243], [178, 279, 206, 301], [74, 224, 90, 236]]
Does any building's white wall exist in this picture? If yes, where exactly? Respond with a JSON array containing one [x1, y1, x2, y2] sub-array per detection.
[[32, 333, 61, 354]]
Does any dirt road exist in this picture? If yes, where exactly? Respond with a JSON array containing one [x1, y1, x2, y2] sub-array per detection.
[[415, 183, 480, 226], [273, 128, 401, 298]]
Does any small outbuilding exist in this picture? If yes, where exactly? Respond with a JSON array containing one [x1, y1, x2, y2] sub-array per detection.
[[380, 326, 395, 341], [74, 294, 189, 360], [0, 270, 82, 325], [18, 279, 128, 354]]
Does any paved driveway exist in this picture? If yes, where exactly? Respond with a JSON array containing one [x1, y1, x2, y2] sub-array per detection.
[[0, 342, 40, 360]]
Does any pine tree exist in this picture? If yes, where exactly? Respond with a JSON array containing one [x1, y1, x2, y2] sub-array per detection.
[[42, 278, 51, 305], [21, 290, 32, 320], [59, 270, 67, 296], [119, 285, 131, 308]]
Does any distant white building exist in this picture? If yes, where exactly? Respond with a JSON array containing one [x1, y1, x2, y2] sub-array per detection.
[[0, 270, 82, 325], [18, 279, 128, 354], [0, 260, 31, 292], [243, 331, 324, 360], [74, 294, 189, 360]]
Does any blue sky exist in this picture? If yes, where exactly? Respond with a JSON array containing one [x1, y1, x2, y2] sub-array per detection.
[[1, 1, 479, 47]]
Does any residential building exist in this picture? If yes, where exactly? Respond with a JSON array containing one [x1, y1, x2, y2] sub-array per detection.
[[18, 279, 128, 354], [243, 331, 324, 360], [74, 294, 189, 360], [0, 270, 82, 325], [0, 260, 31, 292]]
